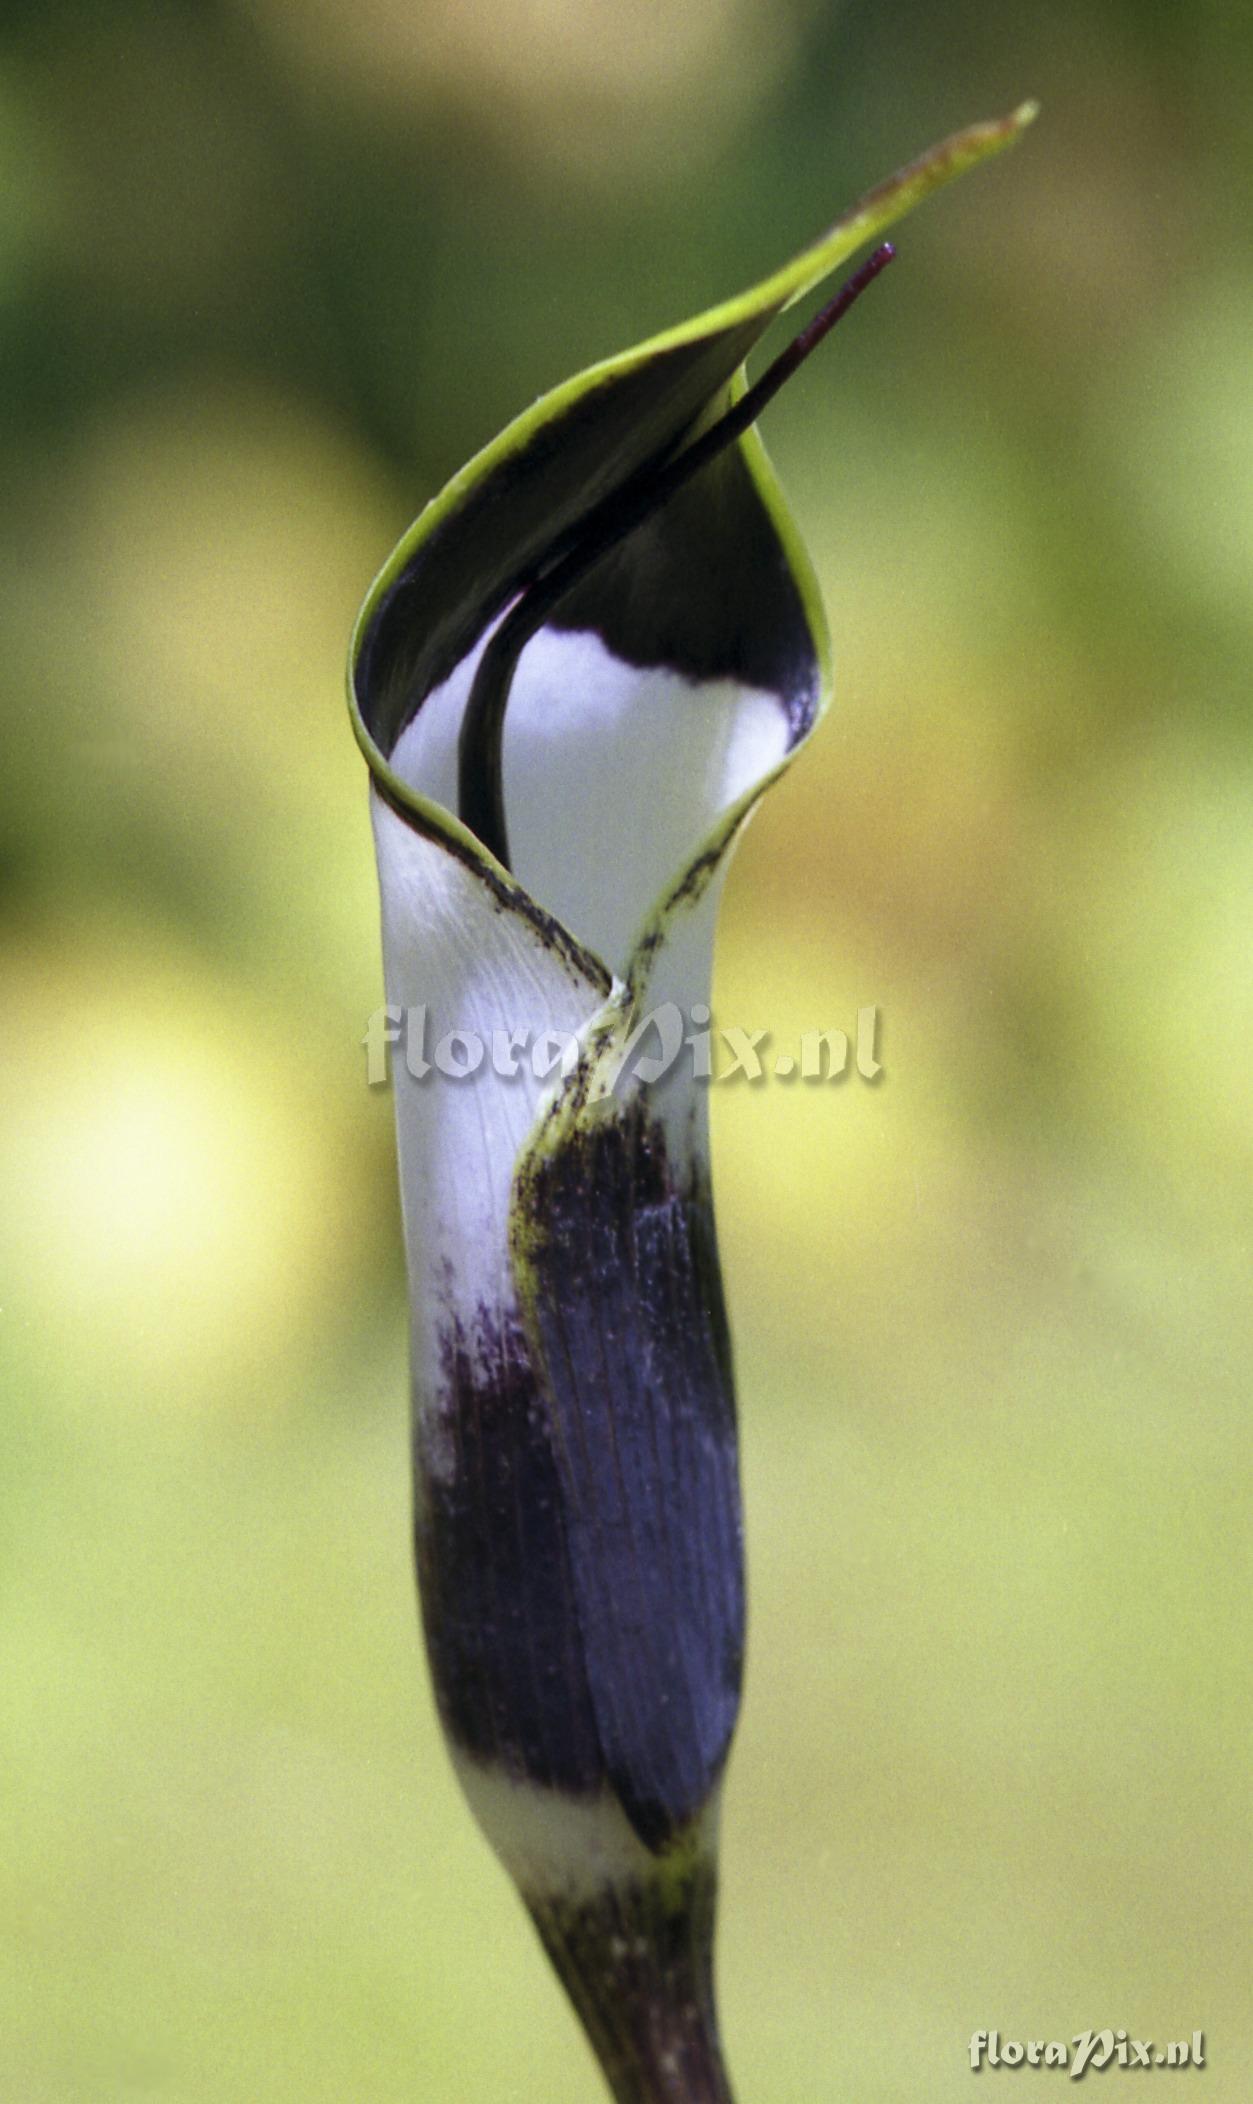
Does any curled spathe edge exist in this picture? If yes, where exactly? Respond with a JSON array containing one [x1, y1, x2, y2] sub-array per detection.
[[348, 102, 1038, 1142]]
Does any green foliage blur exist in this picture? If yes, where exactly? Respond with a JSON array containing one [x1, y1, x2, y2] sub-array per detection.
[[2, 1, 1249, 2097]]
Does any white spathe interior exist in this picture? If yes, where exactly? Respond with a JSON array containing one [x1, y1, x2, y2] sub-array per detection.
[[390, 618, 790, 977], [371, 793, 606, 1441]]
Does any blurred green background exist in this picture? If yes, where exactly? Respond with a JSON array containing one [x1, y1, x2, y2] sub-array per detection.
[[2, 1, 1249, 2097]]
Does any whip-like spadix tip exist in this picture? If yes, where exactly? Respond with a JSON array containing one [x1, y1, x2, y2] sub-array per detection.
[[457, 243, 897, 873]]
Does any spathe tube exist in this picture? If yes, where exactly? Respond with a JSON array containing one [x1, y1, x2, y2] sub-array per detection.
[[350, 103, 1036, 2104]]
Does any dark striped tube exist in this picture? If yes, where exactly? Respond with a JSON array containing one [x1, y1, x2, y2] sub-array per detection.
[[348, 104, 1036, 2101]]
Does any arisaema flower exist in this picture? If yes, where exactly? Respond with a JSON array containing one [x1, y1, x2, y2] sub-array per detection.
[[349, 106, 1035, 2104]]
